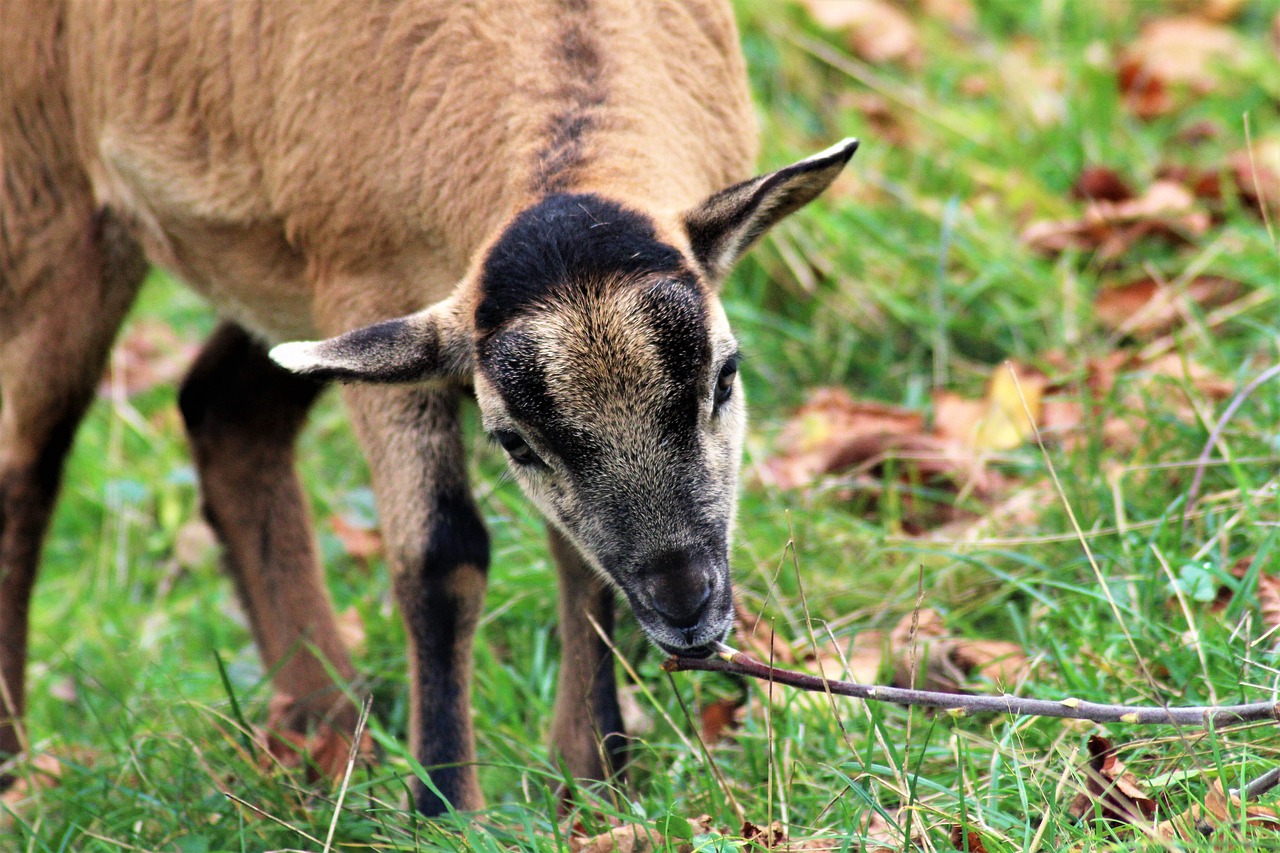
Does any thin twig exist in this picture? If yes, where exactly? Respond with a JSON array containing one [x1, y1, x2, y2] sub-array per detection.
[[322, 696, 372, 853], [1183, 361, 1280, 531], [1241, 766, 1280, 801], [664, 645, 1280, 726]]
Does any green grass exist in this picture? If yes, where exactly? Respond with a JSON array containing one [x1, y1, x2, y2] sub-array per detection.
[[9, 0, 1280, 849]]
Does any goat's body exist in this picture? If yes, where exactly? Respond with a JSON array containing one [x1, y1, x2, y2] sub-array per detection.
[[33, 0, 754, 340], [2, 0, 853, 817]]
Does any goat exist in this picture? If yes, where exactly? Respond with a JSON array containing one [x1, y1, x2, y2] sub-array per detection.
[[0, 0, 856, 815]]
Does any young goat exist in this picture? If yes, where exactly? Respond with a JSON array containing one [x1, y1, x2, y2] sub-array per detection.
[[0, 0, 855, 814]]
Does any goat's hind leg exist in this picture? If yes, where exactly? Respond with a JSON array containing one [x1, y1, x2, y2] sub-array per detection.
[[0, 207, 147, 767], [179, 323, 361, 744]]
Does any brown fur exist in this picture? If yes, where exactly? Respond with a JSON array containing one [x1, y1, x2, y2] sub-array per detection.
[[1, 0, 853, 815]]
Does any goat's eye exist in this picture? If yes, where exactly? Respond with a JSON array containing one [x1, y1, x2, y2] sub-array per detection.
[[714, 355, 739, 411], [494, 430, 541, 467]]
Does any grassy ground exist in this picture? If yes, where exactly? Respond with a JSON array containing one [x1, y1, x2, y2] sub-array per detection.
[[7, 0, 1280, 849]]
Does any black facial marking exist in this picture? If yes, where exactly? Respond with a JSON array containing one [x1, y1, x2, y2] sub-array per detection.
[[637, 281, 710, 439], [476, 193, 686, 335], [478, 330, 600, 467]]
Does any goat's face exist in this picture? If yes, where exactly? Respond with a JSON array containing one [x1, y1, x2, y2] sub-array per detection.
[[268, 140, 859, 657], [472, 194, 743, 653]]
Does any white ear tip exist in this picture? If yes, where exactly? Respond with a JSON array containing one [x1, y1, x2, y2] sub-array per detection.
[[269, 340, 323, 373], [807, 137, 860, 165]]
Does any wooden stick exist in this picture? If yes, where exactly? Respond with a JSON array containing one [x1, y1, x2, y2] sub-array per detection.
[[663, 645, 1280, 726]]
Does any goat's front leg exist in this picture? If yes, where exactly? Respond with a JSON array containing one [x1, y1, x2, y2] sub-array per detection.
[[341, 383, 488, 816], [549, 527, 626, 785]]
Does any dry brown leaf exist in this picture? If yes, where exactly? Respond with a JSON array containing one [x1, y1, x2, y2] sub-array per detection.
[[1118, 17, 1242, 119], [1, 752, 82, 809], [700, 697, 744, 745], [1072, 166, 1135, 203], [838, 91, 912, 146], [735, 603, 797, 665], [1094, 275, 1245, 338], [888, 609, 1030, 694], [1229, 138, 1280, 220], [806, 628, 888, 686], [571, 824, 669, 853], [617, 684, 655, 738], [1157, 780, 1280, 839], [173, 518, 219, 569], [1168, 0, 1247, 22], [798, 0, 922, 66], [934, 363, 1046, 452], [336, 606, 366, 655], [1069, 735, 1158, 827], [1156, 163, 1224, 203], [742, 819, 788, 848], [1258, 574, 1280, 639], [1022, 180, 1210, 261], [998, 39, 1065, 126], [919, 0, 974, 29], [257, 693, 375, 783], [950, 824, 989, 852], [859, 809, 908, 853], [759, 388, 925, 489], [329, 514, 383, 566]]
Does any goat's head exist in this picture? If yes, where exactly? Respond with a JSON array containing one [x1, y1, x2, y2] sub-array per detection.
[[271, 139, 857, 656]]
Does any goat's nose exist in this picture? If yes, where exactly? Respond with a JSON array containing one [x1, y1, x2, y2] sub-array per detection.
[[641, 550, 714, 630], [651, 580, 712, 630]]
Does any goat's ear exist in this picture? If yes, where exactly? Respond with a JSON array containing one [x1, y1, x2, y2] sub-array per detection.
[[683, 138, 858, 285], [269, 296, 472, 383]]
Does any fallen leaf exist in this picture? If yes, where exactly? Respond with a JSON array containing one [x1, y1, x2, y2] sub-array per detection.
[[759, 388, 925, 489], [257, 693, 375, 783], [336, 606, 366, 655], [807, 629, 887, 686], [0, 749, 96, 828], [329, 514, 383, 566], [919, 0, 975, 29], [1258, 574, 1280, 641], [1155, 163, 1223, 203], [735, 603, 797, 665], [700, 697, 744, 745], [1118, 17, 1242, 119], [889, 609, 1030, 694], [1094, 276, 1245, 338], [950, 824, 990, 852], [937, 363, 1046, 452], [1072, 166, 1135, 203], [798, 0, 922, 66], [618, 684, 655, 737], [173, 518, 219, 569], [838, 91, 912, 146], [1022, 180, 1210, 261], [998, 39, 1066, 126], [1157, 780, 1280, 839], [1167, 0, 1247, 22], [1229, 139, 1280, 220], [571, 824, 669, 853], [742, 819, 788, 848], [1069, 735, 1158, 827]]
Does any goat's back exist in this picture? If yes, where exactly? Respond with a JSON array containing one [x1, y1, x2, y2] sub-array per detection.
[[6, 0, 756, 330]]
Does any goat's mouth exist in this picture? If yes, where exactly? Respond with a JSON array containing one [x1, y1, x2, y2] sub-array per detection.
[[655, 639, 716, 659]]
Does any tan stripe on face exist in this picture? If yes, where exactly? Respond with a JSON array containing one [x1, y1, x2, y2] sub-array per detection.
[[529, 285, 674, 436]]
